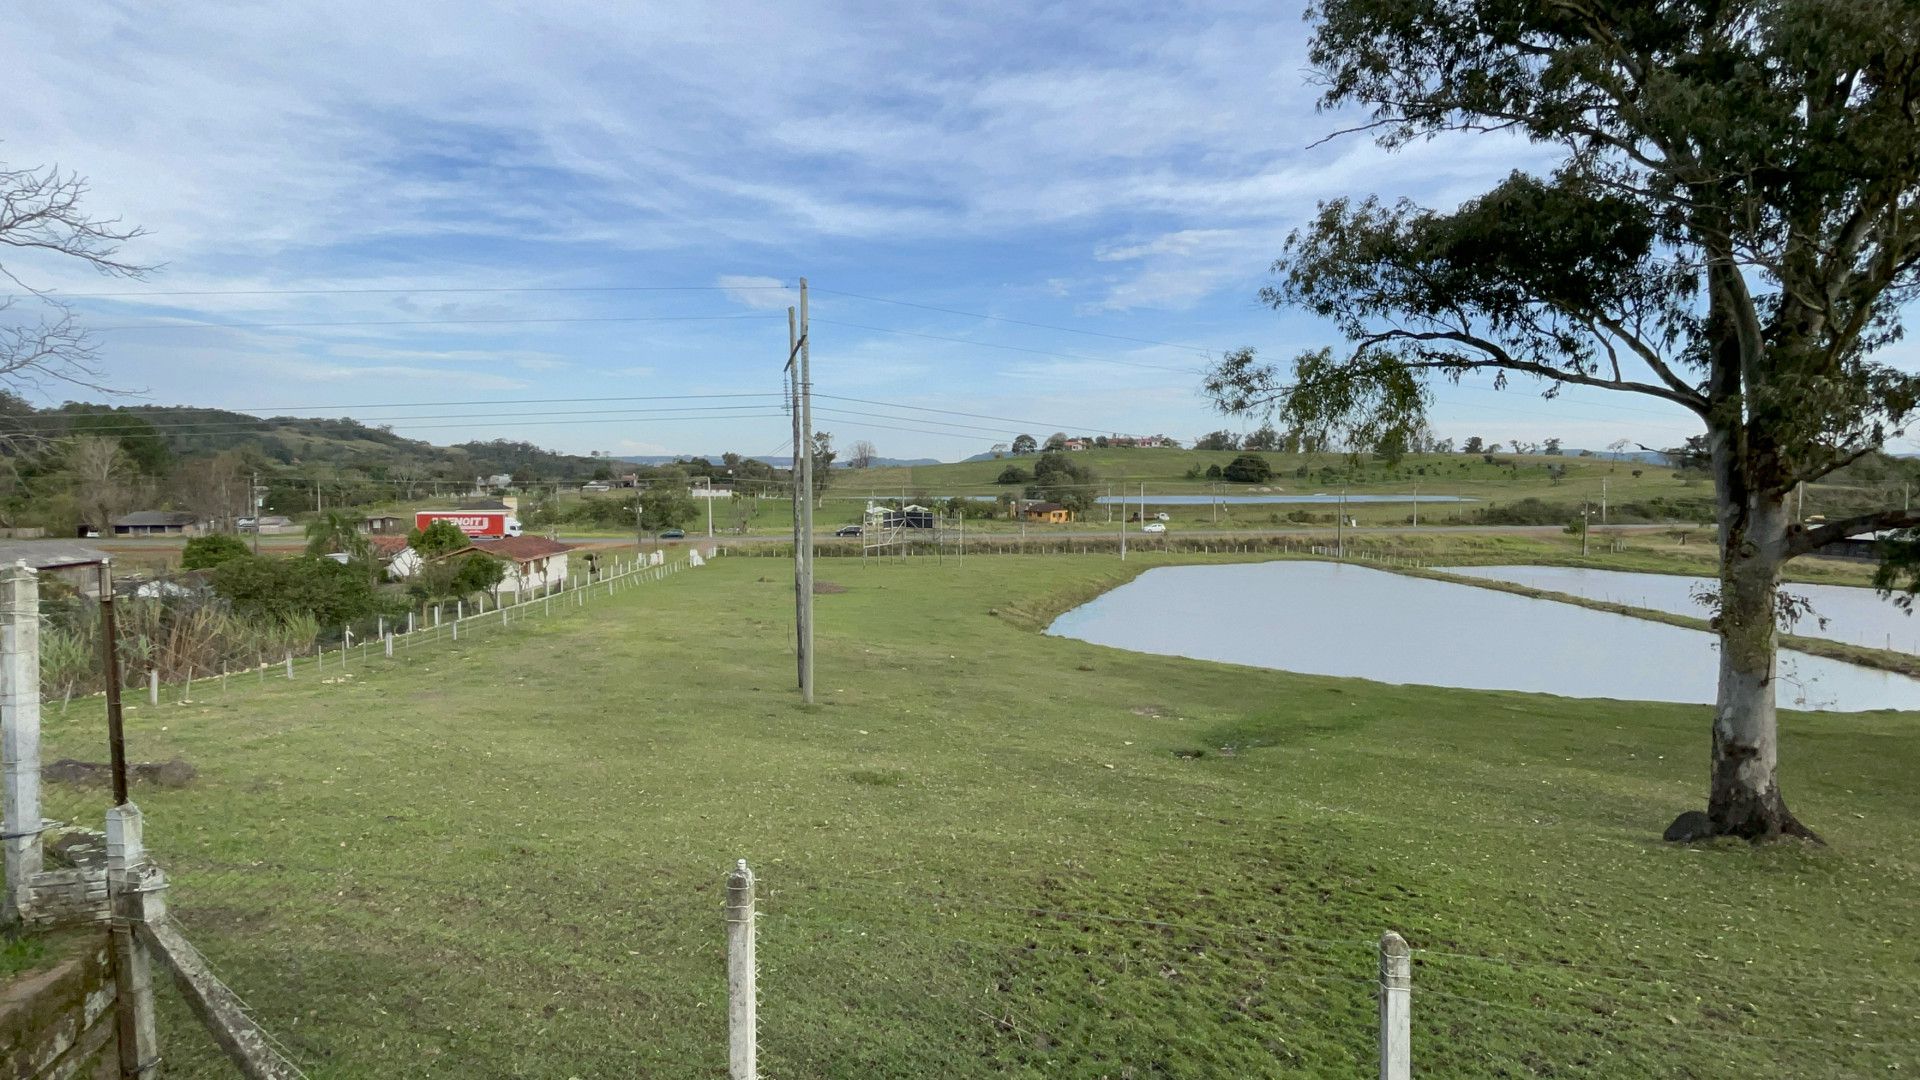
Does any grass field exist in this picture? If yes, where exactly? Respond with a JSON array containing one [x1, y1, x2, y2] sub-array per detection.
[[28, 552, 1920, 1077]]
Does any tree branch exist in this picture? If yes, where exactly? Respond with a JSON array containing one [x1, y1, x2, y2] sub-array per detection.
[[1790, 508, 1920, 558], [1359, 329, 1711, 415]]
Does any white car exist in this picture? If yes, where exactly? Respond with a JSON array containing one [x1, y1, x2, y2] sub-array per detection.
[[1141, 522, 1167, 533]]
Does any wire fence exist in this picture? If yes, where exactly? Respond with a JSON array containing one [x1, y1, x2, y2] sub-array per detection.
[[132, 851, 1919, 1078], [18, 552, 706, 913]]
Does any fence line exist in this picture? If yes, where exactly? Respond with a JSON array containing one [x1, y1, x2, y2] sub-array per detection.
[[108, 552, 703, 708]]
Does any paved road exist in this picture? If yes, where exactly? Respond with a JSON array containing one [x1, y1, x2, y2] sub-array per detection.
[[84, 521, 1691, 557]]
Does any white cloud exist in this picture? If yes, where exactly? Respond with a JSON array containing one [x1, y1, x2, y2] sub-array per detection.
[[716, 275, 793, 310]]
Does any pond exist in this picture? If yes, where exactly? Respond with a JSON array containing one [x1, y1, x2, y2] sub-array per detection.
[[1093, 493, 1476, 506], [1442, 565, 1920, 655], [1045, 561, 1920, 712]]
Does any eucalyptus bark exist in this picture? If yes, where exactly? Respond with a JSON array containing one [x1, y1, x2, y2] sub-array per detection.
[[1709, 492, 1815, 840]]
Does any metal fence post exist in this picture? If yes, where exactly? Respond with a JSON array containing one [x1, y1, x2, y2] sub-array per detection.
[[726, 859, 757, 1080], [1379, 931, 1411, 1080]]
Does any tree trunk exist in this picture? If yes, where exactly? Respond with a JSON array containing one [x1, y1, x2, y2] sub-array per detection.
[[1709, 493, 1819, 841]]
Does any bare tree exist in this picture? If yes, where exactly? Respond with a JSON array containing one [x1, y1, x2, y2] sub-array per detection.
[[1, 160, 153, 419], [66, 436, 132, 535], [172, 452, 248, 531], [847, 440, 879, 469]]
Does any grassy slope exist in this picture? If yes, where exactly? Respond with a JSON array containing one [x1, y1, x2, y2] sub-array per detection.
[[852, 448, 1694, 503], [42, 555, 1919, 1078]]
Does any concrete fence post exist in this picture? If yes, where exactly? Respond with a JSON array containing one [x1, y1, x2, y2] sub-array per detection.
[[149, 669, 159, 706], [1379, 931, 1411, 1080], [1, 561, 43, 924], [384, 633, 393, 659], [726, 859, 757, 1080], [107, 803, 165, 1078]]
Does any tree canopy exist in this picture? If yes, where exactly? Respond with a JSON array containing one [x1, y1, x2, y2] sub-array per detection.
[[1207, 0, 1920, 841]]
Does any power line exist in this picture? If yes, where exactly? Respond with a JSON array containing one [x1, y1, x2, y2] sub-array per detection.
[[815, 394, 1154, 439], [32, 284, 794, 300], [90, 313, 785, 333], [11, 398, 785, 432], [811, 319, 1202, 374], [809, 288, 1214, 353]]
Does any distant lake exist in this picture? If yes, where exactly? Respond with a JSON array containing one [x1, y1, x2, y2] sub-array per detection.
[[1046, 561, 1920, 712], [1443, 565, 1920, 655]]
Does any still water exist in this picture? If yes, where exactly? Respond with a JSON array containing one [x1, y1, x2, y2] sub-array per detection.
[[1443, 565, 1920, 655], [1045, 561, 1920, 711]]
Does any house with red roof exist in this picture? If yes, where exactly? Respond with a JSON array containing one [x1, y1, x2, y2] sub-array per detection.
[[466, 536, 573, 595]]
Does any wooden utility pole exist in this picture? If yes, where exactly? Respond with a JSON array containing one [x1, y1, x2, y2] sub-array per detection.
[[788, 282, 815, 705]]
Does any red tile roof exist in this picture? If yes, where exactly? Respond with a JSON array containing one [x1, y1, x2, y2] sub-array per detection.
[[367, 535, 411, 556], [468, 536, 573, 561]]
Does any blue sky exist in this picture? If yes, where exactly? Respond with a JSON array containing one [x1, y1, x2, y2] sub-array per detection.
[[0, 2, 1757, 461]]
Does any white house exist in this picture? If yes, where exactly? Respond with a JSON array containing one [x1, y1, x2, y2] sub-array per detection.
[[467, 536, 572, 595], [368, 536, 424, 579]]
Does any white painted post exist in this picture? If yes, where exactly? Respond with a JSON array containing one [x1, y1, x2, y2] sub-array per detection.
[[285, 652, 293, 679], [149, 669, 159, 706], [457, 601, 465, 622], [384, 633, 393, 658], [1379, 931, 1411, 1080], [452, 619, 459, 641], [106, 804, 164, 1076], [1, 562, 43, 922], [726, 860, 757, 1080], [408, 610, 416, 635]]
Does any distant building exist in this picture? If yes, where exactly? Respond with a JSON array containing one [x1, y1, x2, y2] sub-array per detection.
[[458, 498, 512, 512], [367, 535, 424, 579], [0, 541, 110, 596], [1020, 501, 1073, 524], [580, 481, 611, 493], [465, 536, 572, 595], [359, 514, 406, 534], [110, 511, 200, 537], [1062, 438, 1089, 451]]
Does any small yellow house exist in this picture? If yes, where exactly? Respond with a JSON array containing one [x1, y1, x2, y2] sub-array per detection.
[[1021, 501, 1074, 524]]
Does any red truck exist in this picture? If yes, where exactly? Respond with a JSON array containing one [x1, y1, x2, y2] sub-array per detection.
[[414, 510, 523, 539]]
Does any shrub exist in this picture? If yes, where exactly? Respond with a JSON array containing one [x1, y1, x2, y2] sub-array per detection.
[[180, 534, 251, 570], [1222, 454, 1273, 483], [995, 465, 1030, 485], [212, 554, 401, 628]]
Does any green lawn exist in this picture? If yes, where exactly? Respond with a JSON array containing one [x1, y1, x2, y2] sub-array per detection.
[[39, 553, 1920, 1077]]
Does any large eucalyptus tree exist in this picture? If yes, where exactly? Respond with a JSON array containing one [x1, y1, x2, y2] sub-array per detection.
[[1208, 0, 1920, 840]]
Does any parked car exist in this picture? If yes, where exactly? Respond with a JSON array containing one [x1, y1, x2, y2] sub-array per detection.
[[1141, 522, 1167, 533], [834, 524, 864, 537], [660, 529, 686, 539]]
